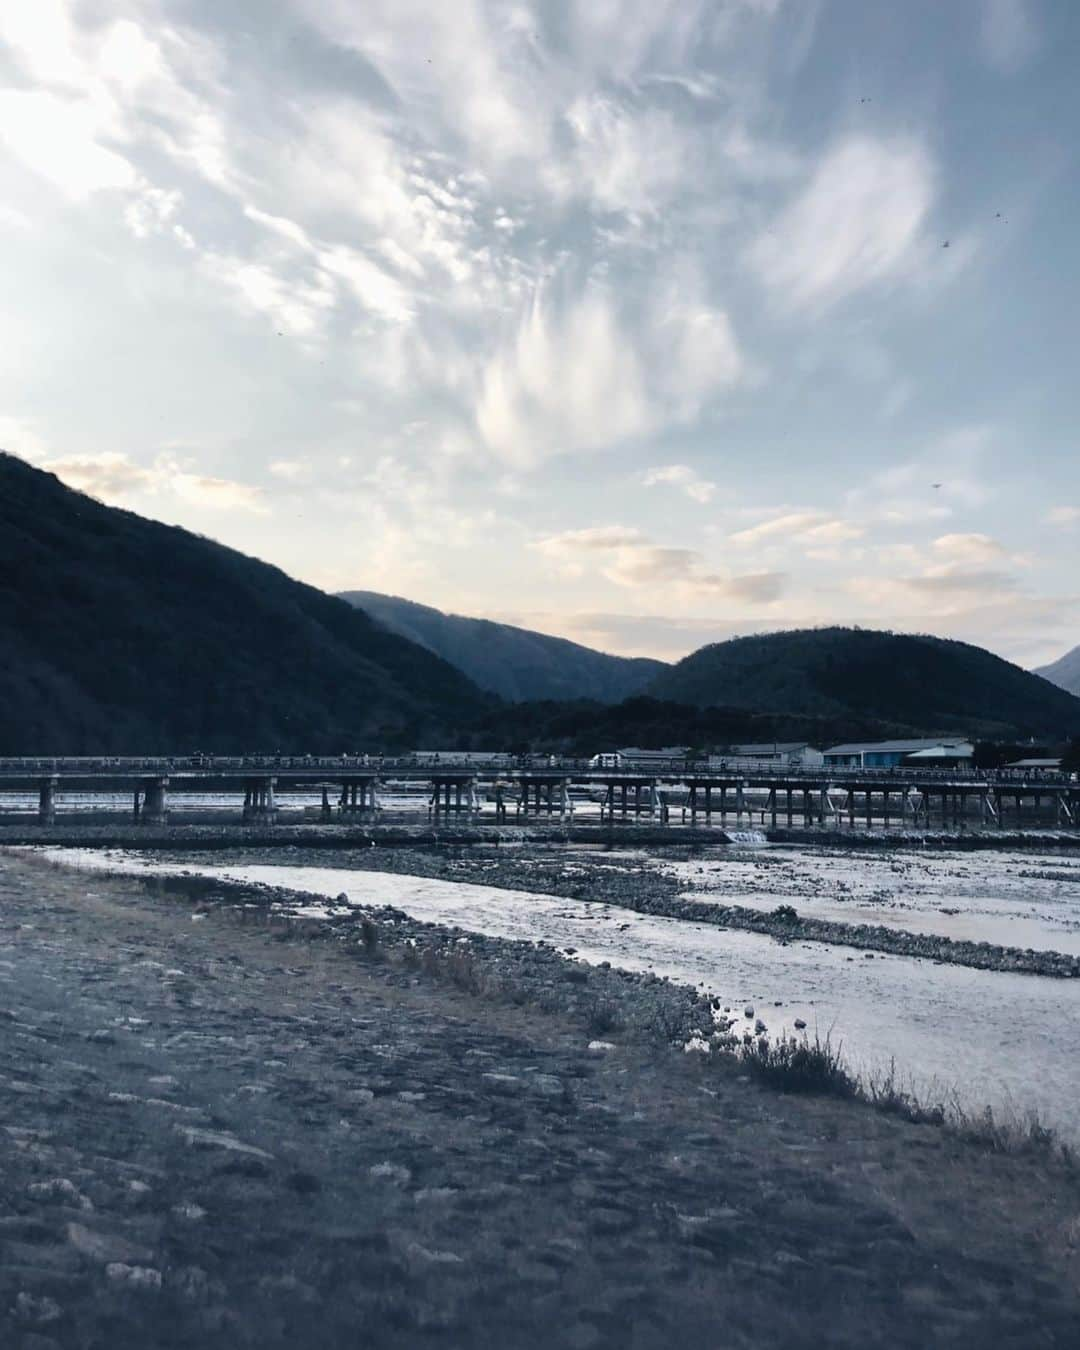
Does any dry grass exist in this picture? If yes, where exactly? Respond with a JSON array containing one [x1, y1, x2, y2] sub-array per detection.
[[738, 1030, 857, 1097]]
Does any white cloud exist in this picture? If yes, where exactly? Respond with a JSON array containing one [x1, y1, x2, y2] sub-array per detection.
[[728, 511, 826, 546], [0, 416, 51, 462], [749, 137, 935, 308], [931, 532, 1008, 564], [536, 525, 786, 603], [0, 90, 136, 198], [642, 464, 717, 504], [476, 289, 653, 467], [37, 450, 267, 515], [476, 277, 743, 467], [1046, 506, 1080, 527]]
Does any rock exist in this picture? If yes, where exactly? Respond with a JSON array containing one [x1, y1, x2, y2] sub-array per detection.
[[176, 1126, 272, 1160], [14, 1292, 62, 1325], [528, 1074, 564, 1097], [369, 1162, 411, 1186], [171, 1265, 211, 1304], [67, 1223, 151, 1266], [482, 1072, 521, 1090], [28, 1178, 92, 1210], [405, 1241, 464, 1267], [744, 1007, 754, 1018], [105, 1263, 162, 1290]]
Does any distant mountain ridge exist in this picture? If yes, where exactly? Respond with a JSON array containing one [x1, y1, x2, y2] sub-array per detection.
[[0, 454, 488, 753], [339, 590, 666, 703], [1036, 644, 1080, 697], [645, 627, 1080, 739]]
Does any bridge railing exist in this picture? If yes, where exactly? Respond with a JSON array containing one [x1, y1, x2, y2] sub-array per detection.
[[0, 756, 1074, 787]]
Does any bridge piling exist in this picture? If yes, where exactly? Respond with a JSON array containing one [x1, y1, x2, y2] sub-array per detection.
[[140, 777, 168, 826], [38, 777, 57, 825]]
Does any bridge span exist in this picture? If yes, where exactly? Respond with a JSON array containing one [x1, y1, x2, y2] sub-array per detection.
[[0, 756, 1077, 830]]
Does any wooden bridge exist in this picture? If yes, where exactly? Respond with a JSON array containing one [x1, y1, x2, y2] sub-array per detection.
[[0, 756, 1077, 830]]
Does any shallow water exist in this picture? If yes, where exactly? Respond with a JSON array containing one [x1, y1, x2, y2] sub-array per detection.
[[28, 847, 1080, 1139], [662, 846, 1080, 955]]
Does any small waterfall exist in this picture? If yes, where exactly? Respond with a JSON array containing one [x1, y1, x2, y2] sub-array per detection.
[[723, 829, 769, 846]]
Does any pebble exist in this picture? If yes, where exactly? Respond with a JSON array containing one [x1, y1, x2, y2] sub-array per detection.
[[105, 1262, 162, 1290], [14, 1292, 62, 1325], [369, 1162, 411, 1185]]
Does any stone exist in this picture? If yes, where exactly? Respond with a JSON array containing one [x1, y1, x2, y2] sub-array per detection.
[[405, 1241, 464, 1266], [176, 1126, 273, 1160], [28, 1178, 92, 1210], [528, 1074, 564, 1097], [14, 1292, 62, 1325], [744, 1007, 754, 1018], [369, 1162, 411, 1186], [105, 1263, 162, 1290]]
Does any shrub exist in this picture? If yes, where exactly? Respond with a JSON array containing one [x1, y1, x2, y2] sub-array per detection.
[[739, 1031, 856, 1097]]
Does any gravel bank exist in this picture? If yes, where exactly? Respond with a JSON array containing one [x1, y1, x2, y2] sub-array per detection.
[[3, 851, 1080, 1349], [125, 842, 1080, 980]]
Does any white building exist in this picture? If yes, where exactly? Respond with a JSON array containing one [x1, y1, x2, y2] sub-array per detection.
[[823, 738, 974, 769]]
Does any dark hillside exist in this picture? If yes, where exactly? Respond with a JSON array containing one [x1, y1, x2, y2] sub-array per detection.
[[339, 589, 665, 702], [646, 627, 1080, 740], [0, 454, 488, 753]]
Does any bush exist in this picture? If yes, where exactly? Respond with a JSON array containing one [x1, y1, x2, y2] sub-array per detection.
[[739, 1031, 856, 1097]]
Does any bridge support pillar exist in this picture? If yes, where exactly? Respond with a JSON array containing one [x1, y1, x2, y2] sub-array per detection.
[[38, 778, 57, 825], [243, 777, 276, 824], [141, 778, 169, 826]]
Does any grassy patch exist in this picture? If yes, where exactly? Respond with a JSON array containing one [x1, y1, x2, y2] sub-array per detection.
[[738, 1031, 856, 1097]]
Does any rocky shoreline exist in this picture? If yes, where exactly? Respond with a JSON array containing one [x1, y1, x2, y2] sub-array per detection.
[[99, 840, 1080, 982], [3, 818, 1080, 853], [5, 851, 1080, 1347]]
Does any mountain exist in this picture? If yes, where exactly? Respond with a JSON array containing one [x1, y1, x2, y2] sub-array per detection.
[[339, 590, 666, 703], [646, 627, 1080, 739], [0, 454, 489, 754], [1035, 645, 1080, 697]]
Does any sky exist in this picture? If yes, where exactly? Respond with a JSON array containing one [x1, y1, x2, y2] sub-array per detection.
[[1, 0, 1078, 669]]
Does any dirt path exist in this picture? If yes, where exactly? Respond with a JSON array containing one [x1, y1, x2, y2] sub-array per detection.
[[1, 852, 1078, 1349]]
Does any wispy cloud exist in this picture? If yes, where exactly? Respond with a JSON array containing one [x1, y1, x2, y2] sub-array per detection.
[[536, 525, 786, 602], [748, 137, 936, 309]]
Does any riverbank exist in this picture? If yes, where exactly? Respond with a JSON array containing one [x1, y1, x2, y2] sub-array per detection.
[[3, 818, 1080, 852], [68, 839, 1080, 980], [2, 851, 1079, 1348]]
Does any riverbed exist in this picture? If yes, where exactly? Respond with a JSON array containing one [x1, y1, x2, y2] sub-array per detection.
[[28, 845, 1080, 1140]]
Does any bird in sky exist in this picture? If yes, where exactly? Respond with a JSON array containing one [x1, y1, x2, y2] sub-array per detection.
[[932, 482, 943, 489], [942, 240, 950, 248]]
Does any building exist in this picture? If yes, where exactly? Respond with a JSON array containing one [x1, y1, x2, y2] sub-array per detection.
[[823, 738, 974, 770], [1007, 757, 1062, 773], [728, 742, 824, 767], [615, 746, 691, 767]]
